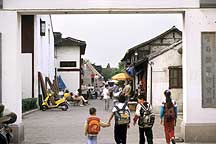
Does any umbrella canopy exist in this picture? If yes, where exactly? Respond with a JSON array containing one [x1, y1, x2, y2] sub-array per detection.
[[111, 72, 133, 81]]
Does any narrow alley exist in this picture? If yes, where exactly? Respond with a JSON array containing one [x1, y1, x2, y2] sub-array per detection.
[[22, 99, 184, 144]]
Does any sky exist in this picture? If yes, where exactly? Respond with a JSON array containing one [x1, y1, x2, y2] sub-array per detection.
[[51, 14, 183, 68]]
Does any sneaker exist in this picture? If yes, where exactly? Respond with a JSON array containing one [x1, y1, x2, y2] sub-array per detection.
[[80, 104, 84, 107], [84, 99, 88, 103]]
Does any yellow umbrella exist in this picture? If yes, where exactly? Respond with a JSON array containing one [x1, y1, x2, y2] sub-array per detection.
[[111, 72, 133, 81]]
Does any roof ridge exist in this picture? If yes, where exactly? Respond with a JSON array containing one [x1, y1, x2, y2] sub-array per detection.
[[130, 26, 181, 51], [148, 40, 182, 60]]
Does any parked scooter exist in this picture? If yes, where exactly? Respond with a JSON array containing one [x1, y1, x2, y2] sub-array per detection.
[[0, 104, 17, 144], [42, 92, 68, 111]]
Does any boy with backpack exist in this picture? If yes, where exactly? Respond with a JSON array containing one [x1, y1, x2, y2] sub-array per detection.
[[133, 94, 155, 144], [108, 95, 131, 144], [84, 107, 110, 144], [160, 90, 177, 144]]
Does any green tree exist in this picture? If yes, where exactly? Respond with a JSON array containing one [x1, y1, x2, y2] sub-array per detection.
[[113, 61, 125, 74], [101, 62, 125, 81]]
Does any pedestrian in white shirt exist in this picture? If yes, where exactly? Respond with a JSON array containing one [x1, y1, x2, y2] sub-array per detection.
[[103, 84, 110, 111]]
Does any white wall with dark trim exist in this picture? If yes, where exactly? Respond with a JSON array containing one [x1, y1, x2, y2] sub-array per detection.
[[55, 46, 81, 92]]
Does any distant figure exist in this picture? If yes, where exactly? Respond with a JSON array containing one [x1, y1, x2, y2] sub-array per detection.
[[138, 79, 146, 95], [113, 83, 119, 94], [84, 107, 110, 144], [67, 90, 88, 107], [81, 84, 88, 100], [99, 85, 104, 100], [160, 90, 177, 144], [91, 73, 95, 85], [103, 84, 110, 111], [121, 81, 132, 101]]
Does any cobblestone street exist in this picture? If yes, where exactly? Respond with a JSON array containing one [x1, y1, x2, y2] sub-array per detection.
[[21, 99, 211, 144]]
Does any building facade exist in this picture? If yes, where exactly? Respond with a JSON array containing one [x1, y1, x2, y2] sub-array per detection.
[[22, 15, 55, 99], [122, 27, 182, 93], [54, 32, 86, 93], [82, 60, 103, 87], [147, 41, 182, 113]]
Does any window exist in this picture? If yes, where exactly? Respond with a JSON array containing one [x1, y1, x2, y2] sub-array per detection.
[[60, 61, 76, 67], [40, 19, 46, 36], [169, 67, 182, 88], [0, 0, 2, 9], [21, 15, 34, 53]]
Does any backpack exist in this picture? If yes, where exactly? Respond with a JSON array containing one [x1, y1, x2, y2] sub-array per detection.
[[164, 104, 175, 122], [114, 103, 130, 125], [87, 117, 100, 135], [138, 103, 155, 128]]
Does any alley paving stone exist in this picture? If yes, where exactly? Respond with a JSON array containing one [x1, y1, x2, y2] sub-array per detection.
[[20, 99, 215, 144]]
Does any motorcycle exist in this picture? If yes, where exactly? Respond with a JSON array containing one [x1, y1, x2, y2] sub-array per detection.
[[0, 104, 17, 144], [0, 123, 13, 144], [42, 92, 69, 111]]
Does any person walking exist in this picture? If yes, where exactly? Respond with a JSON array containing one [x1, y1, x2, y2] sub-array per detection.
[[108, 95, 131, 144], [160, 90, 177, 144], [103, 84, 110, 111], [122, 81, 132, 101], [133, 94, 154, 144], [84, 107, 110, 144]]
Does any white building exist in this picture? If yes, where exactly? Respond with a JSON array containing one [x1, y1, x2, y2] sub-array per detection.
[[22, 15, 55, 99], [122, 26, 182, 103], [54, 32, 86, 93], [146, 41, 182, 113], [1, 0, 216, 143]]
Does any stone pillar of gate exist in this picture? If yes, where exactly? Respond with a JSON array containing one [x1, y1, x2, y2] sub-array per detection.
[[0, 11, 24, 143], [182, 9, 216, 142]]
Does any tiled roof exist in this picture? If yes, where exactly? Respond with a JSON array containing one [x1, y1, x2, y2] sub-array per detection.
[[122, 26, 182, 61], [54, 32, 86, 55], [134, 40, 182, 68], [148, 40, 182, 60]]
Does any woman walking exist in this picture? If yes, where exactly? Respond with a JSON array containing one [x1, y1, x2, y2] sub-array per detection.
[[160, 90, 177, 144]]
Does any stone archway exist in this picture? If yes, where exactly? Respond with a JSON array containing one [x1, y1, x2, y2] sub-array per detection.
[[1, 0, 216, 143]]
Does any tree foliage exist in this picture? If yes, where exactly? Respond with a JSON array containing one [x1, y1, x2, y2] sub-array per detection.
[[101, 62, 125, 81]]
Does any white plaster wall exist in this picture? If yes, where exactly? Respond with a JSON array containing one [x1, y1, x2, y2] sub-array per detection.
[[183, 9, 216, 123], [0, 11, 22, 124], [56, 46, 80, 68], [58, 71, 80, 93], [35, 15, 55, 98], [3, 0, 199, 10], [55, 46, 80, 92], [147, 44, 182, 113], [21, 54, 32, 98]]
